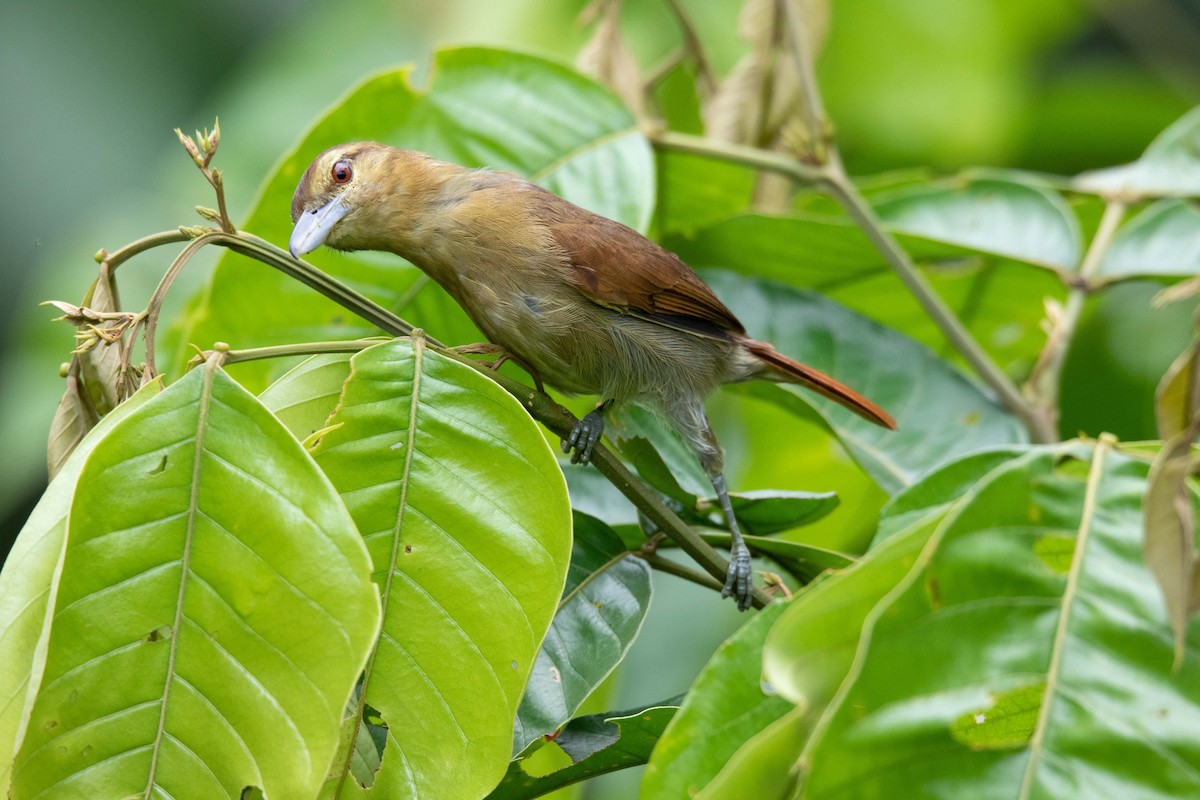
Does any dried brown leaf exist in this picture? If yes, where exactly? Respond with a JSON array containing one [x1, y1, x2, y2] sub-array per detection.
[[47, 371, 99, 479], [77, 264, 125, 414], [576, 0, 644, 117], [704, 0, 827, 149], [1145, 428, 1200, 669], [1157, 342, 1199, 440]]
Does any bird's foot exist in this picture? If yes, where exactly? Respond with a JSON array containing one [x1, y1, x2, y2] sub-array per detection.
[[453, 342, 510, 370], [454, 342, 545, 392], [562, 408, 606, 465], [721, 540, 754, 612]]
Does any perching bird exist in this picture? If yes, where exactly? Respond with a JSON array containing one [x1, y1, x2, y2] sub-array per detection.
[[289, 143, 895, 610]]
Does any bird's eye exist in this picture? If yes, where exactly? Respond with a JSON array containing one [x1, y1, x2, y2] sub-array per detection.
[[331, 161, 353, 184]]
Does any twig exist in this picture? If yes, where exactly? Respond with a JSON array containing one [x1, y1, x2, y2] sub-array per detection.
[[1029, 199, 1128, 434], [639, 552, 725, 592], [190, 338, 385, 367], [663, 0, 718, 97], [140, 232, 221, 379], [652, 130, 828, 183], [780, 0, 831, 162]]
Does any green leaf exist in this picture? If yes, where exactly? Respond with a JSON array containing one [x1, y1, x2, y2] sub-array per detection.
[[0, 381, 162, 788], [1076, 105, 1200, 198], [694, 706, 812, 800], [1097, 199, 1200, 282], [611, 405, 713, 503], [258, 352, 354, 441], [612, 408, 840, 539], [874, 446, 1033, 544], [9, 362, 380, 800], [513, 513, 652, 755], [310, 338, 571, 799], [561, 463, 639, 528], [489, 702, 678, 800], [654, 149, 756, 234], [797, 444, 1200, 799], [667, 214, 1064, 383], [709, 272, 1028, 494], [725, 490, 840, 537], [949, 683, 1044, 751], [642, 600, 791, 799], [764, 522, 935, 711], [170, 46, 654, 391], [875, 178, 1082, 271], [697, 532, 853, 584]]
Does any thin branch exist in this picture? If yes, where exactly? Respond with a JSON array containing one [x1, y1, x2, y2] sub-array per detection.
[[652, 130, 828, 184], [141, 232, 220, 379], [639, 552, 725, 592], [103, 230, 192, 271], [1028, 199, 1128, 434], [192, 338, 384, 367], [663, 0, 718, 97], [780, 0, 831, 161]]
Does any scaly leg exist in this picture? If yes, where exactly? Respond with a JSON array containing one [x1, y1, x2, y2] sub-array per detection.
[[665, 398, 755, 611], [711, 473, 753, 610], [561, 399, 613, 465]]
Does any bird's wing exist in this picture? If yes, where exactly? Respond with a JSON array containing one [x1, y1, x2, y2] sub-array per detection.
[[535, 192, 745, 339]]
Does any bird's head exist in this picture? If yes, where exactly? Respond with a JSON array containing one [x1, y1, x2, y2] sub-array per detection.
[[289, 142, 435, 258]]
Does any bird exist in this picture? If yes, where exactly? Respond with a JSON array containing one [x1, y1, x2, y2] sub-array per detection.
[[289, 142, 896, 610]]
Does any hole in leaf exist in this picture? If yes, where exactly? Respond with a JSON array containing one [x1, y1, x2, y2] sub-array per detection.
[[143, 625, 173, 643], [350, 703, 388, 789], [149, 455, 168, 475]]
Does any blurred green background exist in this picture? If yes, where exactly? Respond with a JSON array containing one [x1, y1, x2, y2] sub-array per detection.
[[2, 0, 1198, 794]]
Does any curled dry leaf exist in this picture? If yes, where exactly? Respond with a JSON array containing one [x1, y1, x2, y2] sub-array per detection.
[[1145, 336, 1200, 667], [576, 0, 644, 118], [703, 0, 828, 150], [46, 262, 134, 477]]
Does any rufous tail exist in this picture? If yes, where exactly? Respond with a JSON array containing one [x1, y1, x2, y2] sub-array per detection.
[[746, 339, 897, 430]]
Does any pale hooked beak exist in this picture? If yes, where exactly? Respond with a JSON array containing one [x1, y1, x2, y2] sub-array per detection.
[[289, 196, 352, 258]]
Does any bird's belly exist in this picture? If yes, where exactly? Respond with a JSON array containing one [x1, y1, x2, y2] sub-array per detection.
[[476, 292, 730, 403]]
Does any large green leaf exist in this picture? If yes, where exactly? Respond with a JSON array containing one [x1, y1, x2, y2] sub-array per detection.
[[708, 272, 1027, 493], [513, 513, 652, 755], [309, 338, 571, 799], [170, 46, 654, 390], [258, 352, 355, 440], [0, 381, 162, 790], [873, 446, 1035, 544], [1076, 105, 1200, 198], [9, 361, 381, 800], [1097, 199, 1200, 282], [693, 706, 812, 800], [641, 600, 790, 799], [665, 213, 1065, 378], [793, 443, 1200, 799], [491, 701, 679, 800], [875, 177, 1082, 271], [764, 523, 935, 715], [654, 149, 756, 234]]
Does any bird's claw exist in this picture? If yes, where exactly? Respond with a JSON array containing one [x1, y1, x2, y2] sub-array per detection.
[[721, 542, 754, 611], [562, 409, 605, 465]]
